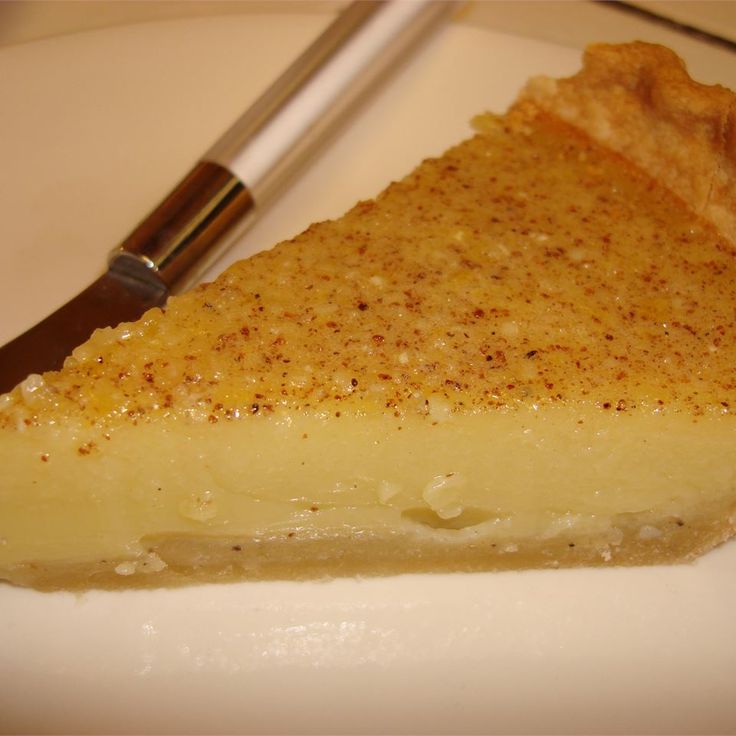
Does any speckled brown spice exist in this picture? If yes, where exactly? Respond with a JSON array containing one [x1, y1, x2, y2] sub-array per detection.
[[3, 111, 736, 432]]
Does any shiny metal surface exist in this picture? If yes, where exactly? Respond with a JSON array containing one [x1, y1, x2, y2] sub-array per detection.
[[0, 1, 451, 393], [0, 162, 253, 393], [0, 271, 166, 392], [206, 1, 457, 203], [109, 161, 253, 292]]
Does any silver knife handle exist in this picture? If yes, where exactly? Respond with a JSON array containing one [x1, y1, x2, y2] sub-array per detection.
[[108, 161, 253, 292], [206, 1, 455, 205], [111, 0, 454, 293]]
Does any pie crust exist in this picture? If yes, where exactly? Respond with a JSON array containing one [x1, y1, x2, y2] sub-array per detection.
[[515, 42, 736, 243]]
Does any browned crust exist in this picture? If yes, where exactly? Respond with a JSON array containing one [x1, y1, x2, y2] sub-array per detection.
[[6, 502, 736, 590], [512, 42, 736, 246]]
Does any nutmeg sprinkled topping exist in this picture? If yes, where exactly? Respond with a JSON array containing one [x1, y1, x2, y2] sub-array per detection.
[[3, 114, 736, 431]]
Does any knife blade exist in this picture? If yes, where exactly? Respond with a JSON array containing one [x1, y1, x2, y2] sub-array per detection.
[[0, 0, 454, 394]]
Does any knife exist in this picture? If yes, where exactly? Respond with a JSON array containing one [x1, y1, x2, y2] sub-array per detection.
[[0, 0, 454, 394]]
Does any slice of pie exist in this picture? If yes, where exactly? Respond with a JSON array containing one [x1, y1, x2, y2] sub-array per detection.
[[2, 42, 736, 590]]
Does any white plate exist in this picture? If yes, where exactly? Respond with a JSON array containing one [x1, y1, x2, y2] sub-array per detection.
[[2, 10, 736, 735]]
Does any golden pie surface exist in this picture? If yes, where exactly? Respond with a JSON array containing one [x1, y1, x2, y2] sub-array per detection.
[[2, 42, 736, 589]]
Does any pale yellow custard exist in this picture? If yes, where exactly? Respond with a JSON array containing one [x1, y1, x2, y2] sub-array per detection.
[[2, 42, 736, 589]]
